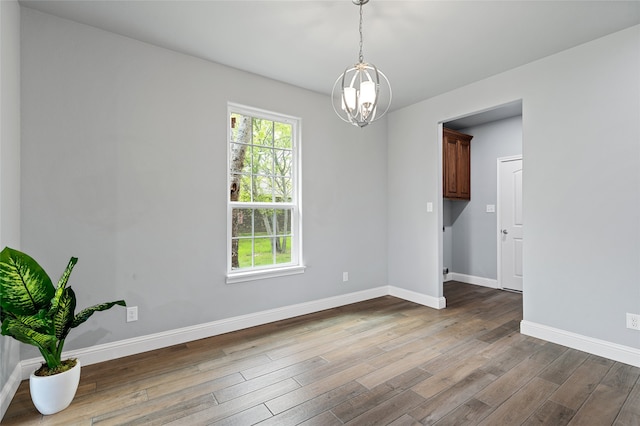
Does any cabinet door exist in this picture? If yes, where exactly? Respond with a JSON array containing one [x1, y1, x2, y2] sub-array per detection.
[[443, 128, 472, 200], [457, 138, 471, 199], [443, 134, 459, 198]]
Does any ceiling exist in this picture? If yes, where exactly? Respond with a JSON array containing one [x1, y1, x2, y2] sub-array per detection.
[[19, 1, 640, 112]]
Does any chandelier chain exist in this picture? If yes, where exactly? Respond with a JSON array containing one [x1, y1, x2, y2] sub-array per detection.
[[358, 1, 364, 63]]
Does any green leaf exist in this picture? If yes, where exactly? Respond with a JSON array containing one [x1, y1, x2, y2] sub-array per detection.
[[56, 257, 78, 290], [69, 300, 126, 334], [50, 257, 78, 314], [0, 247, 55, 315], [1, 317, 57, 355], [14, 311, 50, 334], [53, 287, 76, 340]]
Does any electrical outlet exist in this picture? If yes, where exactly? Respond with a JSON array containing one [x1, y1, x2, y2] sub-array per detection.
[[127, 306, 138, 323], [626, 313, 640, 330], [343, 272, 349, 282]]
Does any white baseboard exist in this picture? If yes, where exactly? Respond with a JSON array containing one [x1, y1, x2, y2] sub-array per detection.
[[521, 320, 640, 368], [389, 286, 446, 309], [0, 362, 22, 421], [19, 285, 448, 380], [448, 272, 498, 289], [20, 286, 395, 379]]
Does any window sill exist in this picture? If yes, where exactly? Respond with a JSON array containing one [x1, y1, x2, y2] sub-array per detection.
[[226, 265, 306, 284]]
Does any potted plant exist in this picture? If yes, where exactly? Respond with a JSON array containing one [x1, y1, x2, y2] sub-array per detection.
[[0, 246, 126, 415]]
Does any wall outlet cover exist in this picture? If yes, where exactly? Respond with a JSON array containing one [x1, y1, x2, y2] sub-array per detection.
[[626, 313, 640, 330], [127, 306, 138, 322]]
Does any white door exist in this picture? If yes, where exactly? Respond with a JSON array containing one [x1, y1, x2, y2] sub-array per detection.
[[498, 157, 523, 291]]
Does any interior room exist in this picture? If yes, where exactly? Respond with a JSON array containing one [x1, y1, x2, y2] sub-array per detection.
[[1, 0, 639, 423]]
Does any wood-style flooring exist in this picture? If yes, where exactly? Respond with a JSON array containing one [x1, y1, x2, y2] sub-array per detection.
[[3, 282, 639, 425]]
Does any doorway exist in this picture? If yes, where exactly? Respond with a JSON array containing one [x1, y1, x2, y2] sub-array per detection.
[[441, 101, 523, 297]]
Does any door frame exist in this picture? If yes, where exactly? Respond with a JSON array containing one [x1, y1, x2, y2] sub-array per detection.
[[496, 155, 523, 291]]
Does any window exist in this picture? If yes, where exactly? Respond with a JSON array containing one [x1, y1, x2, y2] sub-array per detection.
[[227, 104, 303, 283]]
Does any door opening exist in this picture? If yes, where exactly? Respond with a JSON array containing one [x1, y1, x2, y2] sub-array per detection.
[[440, 100, 523, 302]]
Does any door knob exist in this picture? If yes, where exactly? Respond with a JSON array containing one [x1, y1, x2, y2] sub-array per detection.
[[501, 229, 508, 235]]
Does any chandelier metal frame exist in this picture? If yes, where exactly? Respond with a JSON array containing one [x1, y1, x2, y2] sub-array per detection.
[[332, 0, 392, 128]]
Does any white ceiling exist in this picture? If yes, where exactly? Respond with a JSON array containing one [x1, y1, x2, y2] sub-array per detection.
[[19, 0, 640, 112]]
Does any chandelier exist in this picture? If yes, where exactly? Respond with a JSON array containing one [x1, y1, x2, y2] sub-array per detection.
[[332, 0, 392, 128]]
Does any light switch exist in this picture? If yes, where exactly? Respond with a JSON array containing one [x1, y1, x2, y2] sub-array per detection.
[[486, 204, 495, 213], [427, 202, 433, 212]]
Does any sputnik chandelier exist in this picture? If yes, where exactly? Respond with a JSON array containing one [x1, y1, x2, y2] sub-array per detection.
[[332, 0, 392, 128]]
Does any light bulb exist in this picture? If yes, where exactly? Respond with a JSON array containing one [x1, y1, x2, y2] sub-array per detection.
[[342, 86, 357, 111], [359, 80, 376, 107]]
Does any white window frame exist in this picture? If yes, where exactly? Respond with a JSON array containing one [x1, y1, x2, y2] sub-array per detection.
[[226, 103, 304, 283]]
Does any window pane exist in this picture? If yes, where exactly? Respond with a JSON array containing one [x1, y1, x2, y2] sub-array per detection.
[[274, 122, 292, 149], [232, 208, 293, 269], [230, 143, 252, 174], [232, 207, 254, 270], [273, 177, 292, 203], [253, 119, 274, 146], [239, 174, 252, 202], [255, 208, 275, 237], [253, 237, 274, 266], [235, 238, 253, 269], [275, 236, 292, 265], [230, 113, 250, 143], [253, 146, 274, 176], [252, 175, 272, 202], [230, 173, 252, 202], [274, 208, 292, 236], [273, 148, 292, 178], [231, 209, 253, 233]]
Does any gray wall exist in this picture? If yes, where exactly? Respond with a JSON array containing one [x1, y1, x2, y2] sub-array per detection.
[[389, 25, 640, 349], [0, 0, 22, 419], [444, 116, 522, 279], [20, 8, 388, 358]]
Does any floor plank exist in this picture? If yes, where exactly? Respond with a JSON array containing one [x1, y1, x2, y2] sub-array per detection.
[[477, 377, 558, 425], [549, 354, 614, 410], [614, 376, 640, 425]]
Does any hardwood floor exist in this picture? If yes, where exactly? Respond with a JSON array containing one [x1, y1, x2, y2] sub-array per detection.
[[3, 282, 639, 425]]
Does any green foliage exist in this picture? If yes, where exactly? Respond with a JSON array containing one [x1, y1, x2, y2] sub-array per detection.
[[0, 247, 126, 372]]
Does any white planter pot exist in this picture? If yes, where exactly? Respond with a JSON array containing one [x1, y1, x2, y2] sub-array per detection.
[[29, 360, 81, 415]]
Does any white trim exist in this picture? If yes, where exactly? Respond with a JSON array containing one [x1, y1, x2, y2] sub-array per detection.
[[496, 155, 523, 290], [448, 272, 498, 289], [521, 320, 640, 368], [389, 286, 446, 309], [20, 286, 388, 380], [0, 362, 21, 421], [226, 265, 306, 284], [17, 285, 446, 380]]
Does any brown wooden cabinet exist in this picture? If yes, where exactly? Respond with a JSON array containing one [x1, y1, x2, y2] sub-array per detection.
[[443, 128, 473, 200]]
